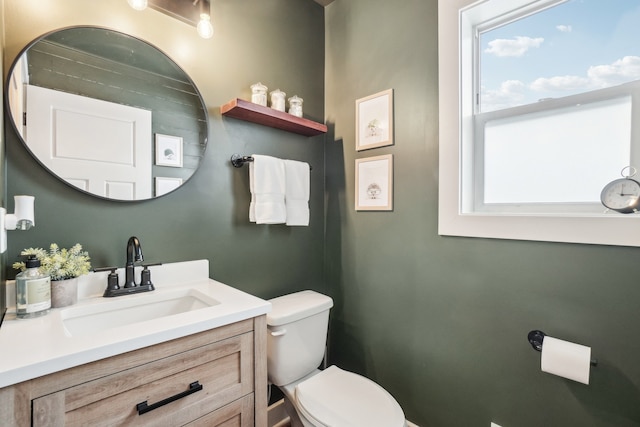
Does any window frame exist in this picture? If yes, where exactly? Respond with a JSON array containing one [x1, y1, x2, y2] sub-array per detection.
[[438, 0, 640, 247]]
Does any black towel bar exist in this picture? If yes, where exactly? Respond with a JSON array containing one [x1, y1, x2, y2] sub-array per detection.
[[230, 154, 254, 168], [230, 153, 312, 170]]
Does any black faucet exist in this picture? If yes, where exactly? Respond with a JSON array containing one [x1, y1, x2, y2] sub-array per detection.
[[97, 236, 157, 297], [124, 236, 144, 288]]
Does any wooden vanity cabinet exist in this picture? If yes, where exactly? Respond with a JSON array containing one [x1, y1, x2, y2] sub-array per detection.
[[0, 316, 267, 427]]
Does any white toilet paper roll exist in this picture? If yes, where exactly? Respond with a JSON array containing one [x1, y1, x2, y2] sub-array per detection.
[[541, 336, 591, 384]]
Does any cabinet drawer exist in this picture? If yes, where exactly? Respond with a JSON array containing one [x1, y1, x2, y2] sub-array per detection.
[[33, 332, 254, 426], [186, 395, 254, 427]]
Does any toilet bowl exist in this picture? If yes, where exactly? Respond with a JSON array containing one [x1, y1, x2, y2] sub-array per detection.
[[285, 366, 406, 427], [267, 290, 406, 427]]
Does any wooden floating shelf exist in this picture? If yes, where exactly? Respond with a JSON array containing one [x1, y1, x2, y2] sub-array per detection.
[[220, 98, 327, 137]]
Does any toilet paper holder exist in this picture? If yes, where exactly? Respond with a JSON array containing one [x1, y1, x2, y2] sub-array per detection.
[[528, 330, 598, 367]]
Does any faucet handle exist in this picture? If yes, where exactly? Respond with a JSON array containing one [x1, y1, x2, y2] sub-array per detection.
[[94, 267, 120, 294], [140, 266, 152, 287], [140, 264, 159, 290], [142, 262, 163, 268], [107, 269, 120, 291]]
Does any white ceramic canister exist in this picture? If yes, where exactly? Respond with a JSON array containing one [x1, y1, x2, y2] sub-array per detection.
[[251, 82, 268, 106], [270, 89, 286, 111], [288, 95, 303, 117]]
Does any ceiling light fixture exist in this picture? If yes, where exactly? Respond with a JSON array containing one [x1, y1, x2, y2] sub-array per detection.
[[197, 13, 214, 39], [127, 0, 148, 11], [128, 0, 213, 39]]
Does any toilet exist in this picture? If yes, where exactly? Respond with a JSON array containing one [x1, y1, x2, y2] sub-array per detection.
[[267, 290, 406, 427]]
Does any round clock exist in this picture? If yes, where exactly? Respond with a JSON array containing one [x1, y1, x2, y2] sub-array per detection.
[[601, 167, 640, 213]]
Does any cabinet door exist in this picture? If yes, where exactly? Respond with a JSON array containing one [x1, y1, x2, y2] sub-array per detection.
[[33, 333, 253, 426], [186, 395, 254, 427]]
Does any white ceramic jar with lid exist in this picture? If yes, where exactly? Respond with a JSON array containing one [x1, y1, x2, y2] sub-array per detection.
[[270, 89, 286, 111], [288, 95, 303, 117], [250, 82, 268, 106]]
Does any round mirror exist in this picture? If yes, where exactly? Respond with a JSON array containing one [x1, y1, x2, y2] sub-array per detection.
[[5, 27, 208, 201]]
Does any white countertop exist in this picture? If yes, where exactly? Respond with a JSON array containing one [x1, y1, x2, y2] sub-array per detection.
[[0, 259, 271, 389]]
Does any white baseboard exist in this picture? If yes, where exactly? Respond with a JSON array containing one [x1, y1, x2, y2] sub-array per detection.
[[407, 421, 420, 427]]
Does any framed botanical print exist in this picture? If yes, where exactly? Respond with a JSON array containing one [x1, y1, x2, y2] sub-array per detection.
[[155, 134, 183, 167], [356, 89, 394, 151], [355, 154, 393, 211]]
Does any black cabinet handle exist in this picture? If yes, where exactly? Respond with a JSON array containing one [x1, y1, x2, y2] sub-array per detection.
[[136, 381, 203, 415]]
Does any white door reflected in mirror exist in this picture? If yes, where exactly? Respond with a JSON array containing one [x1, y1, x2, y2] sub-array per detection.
[[26, 85, 152, 200]]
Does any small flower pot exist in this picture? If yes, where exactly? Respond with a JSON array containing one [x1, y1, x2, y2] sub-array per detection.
[[51, 277, 78, 308]]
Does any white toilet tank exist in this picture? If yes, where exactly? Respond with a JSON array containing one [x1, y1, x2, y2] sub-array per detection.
[[267, 290, 334, 386]]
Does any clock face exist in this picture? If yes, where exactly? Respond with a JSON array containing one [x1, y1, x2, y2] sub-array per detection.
[[600, 178, 640, 213]]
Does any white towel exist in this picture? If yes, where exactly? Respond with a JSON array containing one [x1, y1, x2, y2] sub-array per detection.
[[249, 155, 286, 224], [284, 159, 310, 226]]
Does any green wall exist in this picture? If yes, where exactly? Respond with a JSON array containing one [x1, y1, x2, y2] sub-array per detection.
[[3, 0, 326, 300], [325, 0, 640, 426]]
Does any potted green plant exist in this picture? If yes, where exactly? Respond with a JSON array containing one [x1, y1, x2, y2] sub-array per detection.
[[13, 243, 92, 308]]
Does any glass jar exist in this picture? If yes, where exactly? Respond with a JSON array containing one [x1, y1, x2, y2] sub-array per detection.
[[288, 95, 303, 118], [15, 255, 51, 319], [250, 82, 268, 106], [270, 89, 286, 112]]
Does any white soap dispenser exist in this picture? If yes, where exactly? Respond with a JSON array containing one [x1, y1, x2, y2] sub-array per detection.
[[15, 255, 51, 319]]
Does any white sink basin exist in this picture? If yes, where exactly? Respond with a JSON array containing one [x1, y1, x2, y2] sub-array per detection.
[[61, 288, 220, 337]]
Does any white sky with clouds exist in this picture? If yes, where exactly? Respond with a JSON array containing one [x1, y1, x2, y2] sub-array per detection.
[[480, 0, 640, 112]]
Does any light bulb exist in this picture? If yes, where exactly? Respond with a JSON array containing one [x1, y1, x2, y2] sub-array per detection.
[[197, 14, 214, 39], [127, 0, 148, 11]]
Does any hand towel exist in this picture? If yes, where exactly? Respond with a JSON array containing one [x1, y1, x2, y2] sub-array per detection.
[[249, 155, 286, 224], [284, 159, 310, 226]]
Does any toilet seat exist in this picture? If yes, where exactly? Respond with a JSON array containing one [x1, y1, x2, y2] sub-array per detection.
[[295, 366, 406, 427]]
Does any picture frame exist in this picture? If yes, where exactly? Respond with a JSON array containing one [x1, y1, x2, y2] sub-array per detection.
[[356, 89, 394, 151], [355, 154, 393, 211], [155, 134, 183, 167], [155, 177, 182, 196]]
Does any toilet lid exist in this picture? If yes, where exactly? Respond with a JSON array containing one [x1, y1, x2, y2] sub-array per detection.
[[295, 366, 405, 427]]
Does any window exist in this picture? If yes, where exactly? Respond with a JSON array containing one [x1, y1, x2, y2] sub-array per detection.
[[438, 0, 640, 246], [476, 91, 634, 213]]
